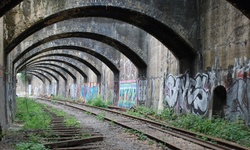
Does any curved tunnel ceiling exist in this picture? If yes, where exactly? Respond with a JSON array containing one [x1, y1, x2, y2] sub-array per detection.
[[25, 68, 59, 83], [18, 58, 88, 81], [18, 53, 101, 77], [26, 66, 67, 81], [26, 63, 76, 82], [14, 44, 119, 74], [5, 6, 196, 61], [25, 70, 52, 84], [25, 72, 44, 83]]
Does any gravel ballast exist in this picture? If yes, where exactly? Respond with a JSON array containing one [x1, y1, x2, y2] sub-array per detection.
[[37, 100, 163, 150]]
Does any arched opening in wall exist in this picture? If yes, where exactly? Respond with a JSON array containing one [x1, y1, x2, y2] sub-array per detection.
[[212, 86, 227, 118]]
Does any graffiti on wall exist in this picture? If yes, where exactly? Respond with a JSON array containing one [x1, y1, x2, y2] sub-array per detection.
[[81, 82, 99, 101], [164, 73, 211, 115], [225, 57, 250, 124], [137, 79, 147, 103], [118, 80, 137, 108]]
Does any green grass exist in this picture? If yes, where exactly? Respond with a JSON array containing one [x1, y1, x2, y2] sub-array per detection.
[[49, 107, 80, 128], [96, 113, 105, 121], [126, 106, 250, 148], [15, 97, 52, 150], [15, 142, 48, 150], [64, 116, 81, 128], [87, 96, 108, 108], [16, 97, 51, 130]]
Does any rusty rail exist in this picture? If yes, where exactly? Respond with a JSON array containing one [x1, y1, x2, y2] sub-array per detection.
[[38, 97, 250, 150]]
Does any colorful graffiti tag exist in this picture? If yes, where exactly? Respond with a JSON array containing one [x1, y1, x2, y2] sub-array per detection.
[[81, 82, 99, 101], [118, 80, 137, 108], [164, 73, 211, 115]]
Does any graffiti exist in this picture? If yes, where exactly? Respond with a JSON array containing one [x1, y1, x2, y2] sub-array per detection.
[[164, 73, 210, 115], [118, 80, 137, 108], [137, 80, 147, 102], [81, 82, 99, 101], [224, 57, 250, 124]]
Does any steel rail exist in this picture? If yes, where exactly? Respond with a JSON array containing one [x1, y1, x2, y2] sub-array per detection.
[[37, 97, 250, 150]]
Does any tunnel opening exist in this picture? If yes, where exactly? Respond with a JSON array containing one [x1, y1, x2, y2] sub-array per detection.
[[212, 85, 227, 118]]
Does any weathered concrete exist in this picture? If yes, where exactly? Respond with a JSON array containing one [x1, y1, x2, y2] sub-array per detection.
[[2, 0, 250, 133], [4, 0, 198, 73]]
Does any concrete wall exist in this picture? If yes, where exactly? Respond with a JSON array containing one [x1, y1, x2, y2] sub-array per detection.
[[200, 0, 250, 124]]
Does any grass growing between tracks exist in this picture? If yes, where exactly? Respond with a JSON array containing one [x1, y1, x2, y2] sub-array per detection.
[[87, 96, 108, 108], [15, 97, 51, 150], [49, 108, 81, 128], [127, 106, 250, 148], [16, 97, 52, 130]]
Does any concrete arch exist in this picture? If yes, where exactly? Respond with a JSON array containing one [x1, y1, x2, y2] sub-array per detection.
[[12, 19, 147, 70], [25, 72, 44, 83], [24, 58, 88, 82], [25, 68, 59, 95], [26, 70, 51, 84], [26, 68, 59, 83], [0, 0, 22, 17], [16, 49, 103, 76], [22, 63, 76, 83], [22, 66, 67, 81], [16, 53, 101, 83], [15, 44, 119, 73], [5, 0, 197, 71]]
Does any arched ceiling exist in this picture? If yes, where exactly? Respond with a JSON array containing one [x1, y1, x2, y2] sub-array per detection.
[[18, 58, 88, 82], [26, 63, 76, 82], [26, 66, 67, 81], [2, 0, 249, 86], [25, 70, 52, 84], [25, 72, 44, 83]]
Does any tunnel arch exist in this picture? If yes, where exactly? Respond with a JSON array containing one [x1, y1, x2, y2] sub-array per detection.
[[25, 63, 76, 83], [25, 72, 44, 83], [14, 45, 119, 73], [17, 53, 101, 83], [26, 68, 60, 95], [26, 68, 59, 83], [11, 18, 148, 71], [5, 2, 197, 72], [26, 70, 52, 84], [22, 66, 67, 81], [21, 58, 88, 82]]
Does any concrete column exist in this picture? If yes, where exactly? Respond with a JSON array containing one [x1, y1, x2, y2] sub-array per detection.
[[113, 73, 119, 104], [0, 17, 7, 135]]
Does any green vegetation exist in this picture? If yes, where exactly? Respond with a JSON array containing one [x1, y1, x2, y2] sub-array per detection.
[[96, 113, 105, 121], [49, 107, 80, 128], [125, 128, 147, 141], [16, 97, 51, 129], [15, 97, 81, 150], [87, 96, 108, 108], [15, 97, 51, 150], [18, 73, 32, 84], [51, 95, 72, 101], [15, 142, 48, 150], [127, 106, 250, 148], [64, 116, 81, 128]]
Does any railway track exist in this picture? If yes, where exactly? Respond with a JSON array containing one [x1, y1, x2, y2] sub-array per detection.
[[37, 97, 249, 150], [32, 106, 104, 149]]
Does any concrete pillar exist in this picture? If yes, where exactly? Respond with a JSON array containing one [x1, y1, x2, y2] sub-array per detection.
[[0, 17, 7, 135], [113, 73, 119, 103]]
